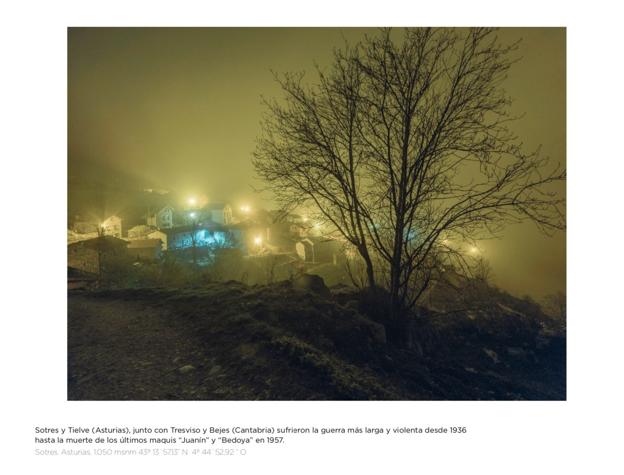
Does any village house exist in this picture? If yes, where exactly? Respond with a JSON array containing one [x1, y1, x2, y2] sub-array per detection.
[[162, 223, 241, 251], [180, 204, 233, 226], [127, 224, 156, 239], [143, 203, 238, 251], [147, 205, 174, 229], [155, 219, 274, 257], [205, 203, 233, 225], [71, 219, 99, 235], [295, 237, 343, 264], [69, 214, 125, 243], [101, 215, 123, 238], [68, 228, 98, 244], [146, 229, 168, 250], [289, 222, 307, 238], [229, 222, 270, 255], [127, 238, 163, 261], [67, 235, 128, 275]]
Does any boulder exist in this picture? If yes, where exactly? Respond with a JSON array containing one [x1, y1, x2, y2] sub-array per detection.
[[482, 348, 500, 364], [367, 321, 387, 345], [292, 274, 331, 297]]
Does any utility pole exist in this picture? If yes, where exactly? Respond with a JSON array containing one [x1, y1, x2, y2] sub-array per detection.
[[189, 212, 198, 266]]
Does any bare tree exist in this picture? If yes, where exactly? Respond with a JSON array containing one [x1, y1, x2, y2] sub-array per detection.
[[471, 256, 493, 284], [253, 44, 377, 288], [190, 220, 198, 266], [254, 28, 565, 333], [354, 28, 565, 322]]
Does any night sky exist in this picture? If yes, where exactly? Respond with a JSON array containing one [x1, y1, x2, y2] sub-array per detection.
[[68, 27, 565, 299]]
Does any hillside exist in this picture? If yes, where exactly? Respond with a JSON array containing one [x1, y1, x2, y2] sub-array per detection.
[[68, 280, 565, 400]]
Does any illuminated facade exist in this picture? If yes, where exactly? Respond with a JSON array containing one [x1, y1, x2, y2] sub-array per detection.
[[101, 215, 122, 238], [147, 206, 174, 229], [163, 225, 241, 251], [204, 203, 233, 225]]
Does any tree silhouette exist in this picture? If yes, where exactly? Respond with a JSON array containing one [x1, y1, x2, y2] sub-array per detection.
[[254, 44, 377, 287], [254, 28, 565, 335]]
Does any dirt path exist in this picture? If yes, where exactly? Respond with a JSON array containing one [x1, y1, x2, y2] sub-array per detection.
[[68, 295, 253, 400]]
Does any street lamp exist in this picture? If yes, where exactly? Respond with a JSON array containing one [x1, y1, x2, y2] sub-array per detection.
[[189, 212, 198, 265]]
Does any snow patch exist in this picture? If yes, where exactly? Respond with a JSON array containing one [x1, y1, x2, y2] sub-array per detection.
[[497, 303, 525, 317]]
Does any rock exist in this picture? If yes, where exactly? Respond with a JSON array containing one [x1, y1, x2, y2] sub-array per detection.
[[292, 274, 331, 297], [483, 348, 500, 364], [506, 347, 527, 357], [208, 365, 222, 376], [178, 364, 195, 374], [367, 321, 387, 345]]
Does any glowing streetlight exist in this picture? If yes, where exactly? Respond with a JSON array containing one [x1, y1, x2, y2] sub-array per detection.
[[240, 205, 251, 214], [254, 236, 262, 246], [189, 212, 197, 219], [188, 197, 197, 207], [469, 246, 479, 255]]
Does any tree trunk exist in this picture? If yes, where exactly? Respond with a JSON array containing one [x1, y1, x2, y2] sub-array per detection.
[[384, 314, 413, 349], [191, 223, 197, 265], [358, 245, 376, 289], [388, 236, 404, 321]]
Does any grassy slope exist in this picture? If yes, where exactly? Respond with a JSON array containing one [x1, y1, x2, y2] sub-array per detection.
[[68, 281, 565, 400]]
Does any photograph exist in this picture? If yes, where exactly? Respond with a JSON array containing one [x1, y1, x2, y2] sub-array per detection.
[[8, 0, 624, 473], [67, 27, 566, 401]]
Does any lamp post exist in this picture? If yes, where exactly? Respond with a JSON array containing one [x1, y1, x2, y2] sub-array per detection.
[[189, 212, 198, 265], [96, 224, 106, 284], [253, 235, 262, 255]]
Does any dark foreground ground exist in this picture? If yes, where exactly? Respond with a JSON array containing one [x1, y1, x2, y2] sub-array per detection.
[[68, 282, 565, 400]]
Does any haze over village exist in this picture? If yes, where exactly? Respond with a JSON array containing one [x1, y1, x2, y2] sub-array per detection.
[[68, 189, 345, 283], [68, 27, 565, 300]]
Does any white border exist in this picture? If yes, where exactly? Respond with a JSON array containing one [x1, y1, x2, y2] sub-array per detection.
[[2, 1, 623, 473]]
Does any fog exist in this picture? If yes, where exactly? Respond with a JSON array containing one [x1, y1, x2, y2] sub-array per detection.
[[68, 27, 565, 298]]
